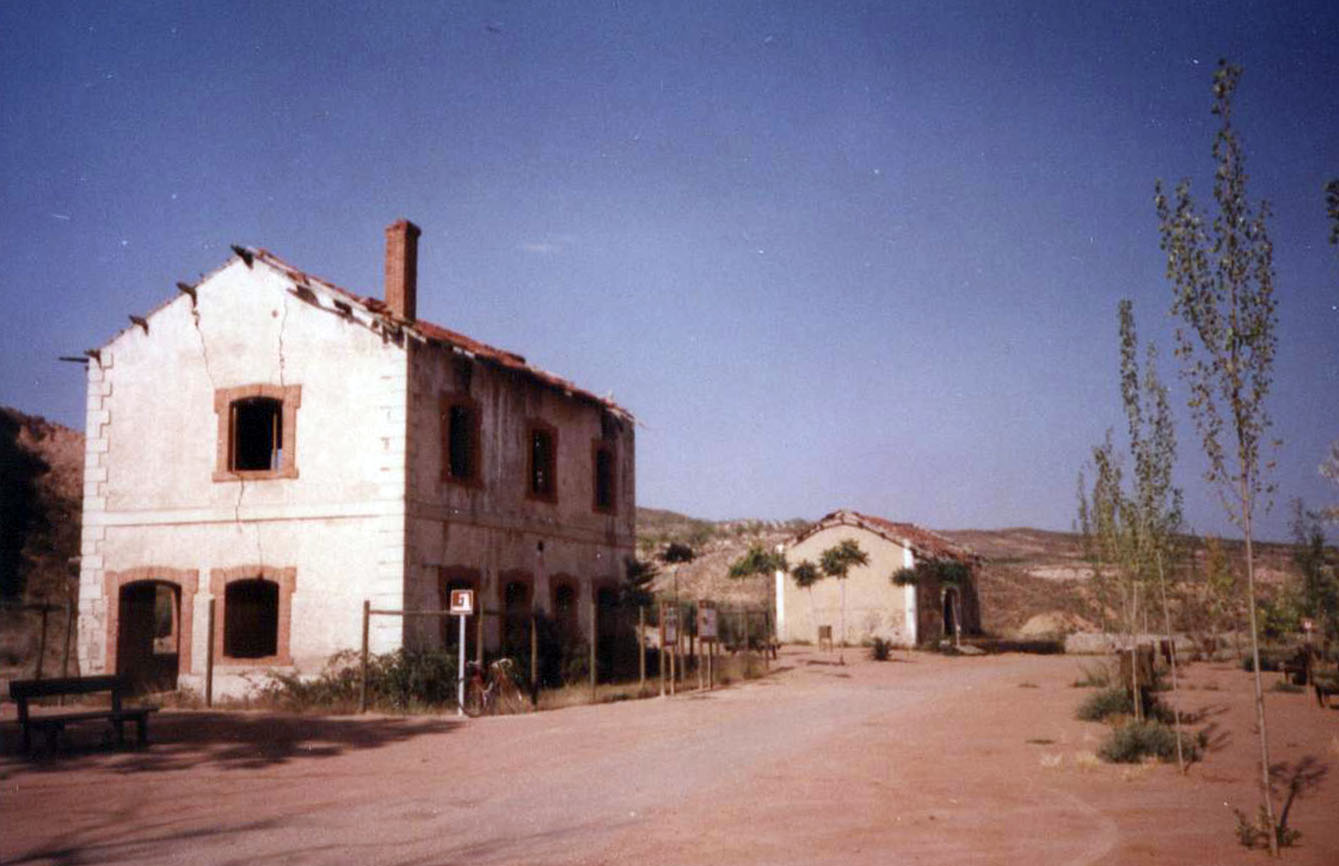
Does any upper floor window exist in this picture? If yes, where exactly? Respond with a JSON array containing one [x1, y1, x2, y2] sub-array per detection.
[[527, 422, 557, 502], [440, 394, 481, 485], [213, 385, 301, 481], [592, 442, 615, 512]]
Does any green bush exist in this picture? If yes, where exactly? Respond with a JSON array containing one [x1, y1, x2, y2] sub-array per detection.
[[1098, 720, 1201, 764], [1073, 661, 1113, 688], [258, 648, 463, 713], [868, 638, 893, 661], [1077, 687, 1135, 722], [1240, 652, 1284, 672], [1076, 686, 1176, 724]]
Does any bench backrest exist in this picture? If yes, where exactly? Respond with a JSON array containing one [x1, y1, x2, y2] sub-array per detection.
[[9, 675, 124, 701]]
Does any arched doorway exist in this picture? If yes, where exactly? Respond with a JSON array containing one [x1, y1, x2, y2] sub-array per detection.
[[116, 581, 180, 694]]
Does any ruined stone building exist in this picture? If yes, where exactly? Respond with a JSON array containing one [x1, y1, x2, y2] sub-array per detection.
[[776, 510, 979, 647], [77, 220, 635, 694]]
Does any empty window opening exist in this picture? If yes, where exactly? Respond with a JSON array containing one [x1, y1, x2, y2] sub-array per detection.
[[231, 398, 282, 472], [224, 578, 279, 659], [446, 403, 478, 482], [529, 426, 556, 499], [594, 446, 615, 511]]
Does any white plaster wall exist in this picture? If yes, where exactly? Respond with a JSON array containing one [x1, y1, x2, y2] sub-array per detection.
[[78, 258, 408, 690], [778, 525, 915, 647]]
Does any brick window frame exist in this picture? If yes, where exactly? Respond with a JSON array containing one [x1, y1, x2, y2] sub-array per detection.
[[439, 392, 483, 487], [103, 566, 198, 676], [210, 565, 297, 666], [591, 440, 616, 514], [213, 384, 302, 482], [525, 420, 558, 503]]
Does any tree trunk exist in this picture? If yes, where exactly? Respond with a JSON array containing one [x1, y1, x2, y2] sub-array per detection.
[[1241, 490, 1278, 856], [1155, 549, 1185, 774]]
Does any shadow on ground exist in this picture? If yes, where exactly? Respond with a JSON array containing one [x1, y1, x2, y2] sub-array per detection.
[[1, 709, 461, 774]]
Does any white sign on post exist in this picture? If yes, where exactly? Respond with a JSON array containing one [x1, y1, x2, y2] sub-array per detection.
[[663, 607, 679, 645], [697, 606, 717, 641], [449, 589, 475, 615]]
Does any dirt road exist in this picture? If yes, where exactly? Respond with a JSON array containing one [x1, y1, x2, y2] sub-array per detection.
[[3, 649, 1336, 864]]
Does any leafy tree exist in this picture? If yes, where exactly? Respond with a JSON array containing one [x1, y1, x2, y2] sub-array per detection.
[[1289, 500, 1339, 646], [819, 539, 868, 662], [1155, 60, 1280, 848], [728, 543, 787, 646], [790, 559, 822, 639], [662, 542, 695, 564], [1326, 179, 1339, 247], [621, 557, 658, 609]]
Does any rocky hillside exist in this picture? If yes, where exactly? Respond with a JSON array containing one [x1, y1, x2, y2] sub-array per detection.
[[1, 406, 84, 675]]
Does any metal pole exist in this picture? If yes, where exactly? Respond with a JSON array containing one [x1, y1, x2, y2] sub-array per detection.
[[638, 605, 646, 689], [475, 607, 484, 668], [205, 598, 215, 708], [743, 608, 751, 676], [35, 606, 49, 680], [658, 603, 666, 697], [359, 599, 370, 714], [530, 613, 539, 705], [58, 601, 74, 705], [457, 613, 466, 717], [589, 596, 597, 700]]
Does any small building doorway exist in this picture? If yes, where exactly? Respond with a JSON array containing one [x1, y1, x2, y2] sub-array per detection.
[[942, 587, 960, 643], [116, 581, 180, 694]]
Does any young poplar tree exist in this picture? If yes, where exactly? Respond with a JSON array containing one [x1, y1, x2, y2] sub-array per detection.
[[1155, 60, 1280, 850], [1118, 300, 1187, 770]]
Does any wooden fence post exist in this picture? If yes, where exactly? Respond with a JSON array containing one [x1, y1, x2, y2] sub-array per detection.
[[476, 610, 484, 668], [530, 613, 539, 705], [639, 605, 646, 689], [589, 597, 597, 700], [359, 599, 370, 714], [206, 598, 216, 708]]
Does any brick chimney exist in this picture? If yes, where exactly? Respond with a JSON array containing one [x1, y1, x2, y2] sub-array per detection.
[[384, 219, 421, 321]]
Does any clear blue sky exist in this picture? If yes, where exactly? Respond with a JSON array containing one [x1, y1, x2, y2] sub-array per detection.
[[2, 1, 1336, 540]]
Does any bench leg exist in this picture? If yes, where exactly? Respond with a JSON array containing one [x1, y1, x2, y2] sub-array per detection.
[[136, 717, 149, 746]]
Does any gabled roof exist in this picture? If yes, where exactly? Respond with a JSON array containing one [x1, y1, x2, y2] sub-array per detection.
[[792, 509, 980, 563], [241, 247, 634, 421]]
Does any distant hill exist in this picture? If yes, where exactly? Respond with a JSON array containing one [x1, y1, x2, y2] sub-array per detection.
[[635, 509, 1310, 637]]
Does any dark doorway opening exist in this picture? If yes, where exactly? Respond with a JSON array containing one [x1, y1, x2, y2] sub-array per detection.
[[595, 585, 619, 680], [503, 580, 532, 658], [117, 581, 180, 694], [943, 588, 959, 641]]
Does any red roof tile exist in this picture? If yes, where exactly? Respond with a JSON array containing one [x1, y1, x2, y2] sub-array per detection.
[[246, 248, 632, 419], [795, 509, 979, 562]]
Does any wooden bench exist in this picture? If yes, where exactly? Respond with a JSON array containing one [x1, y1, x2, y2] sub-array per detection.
[[9, 675, 157, 753]]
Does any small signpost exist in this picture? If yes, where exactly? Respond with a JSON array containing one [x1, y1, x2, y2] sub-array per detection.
[[697, 603, 717, 690], [449, 589, 475, 716], [662, 606, 680, 696]]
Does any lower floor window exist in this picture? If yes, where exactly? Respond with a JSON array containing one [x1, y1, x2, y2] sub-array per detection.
[[224, 578, 279, 658]]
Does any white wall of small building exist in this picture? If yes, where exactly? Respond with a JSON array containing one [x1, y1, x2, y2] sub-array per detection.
[[778, 524, 917, 647]]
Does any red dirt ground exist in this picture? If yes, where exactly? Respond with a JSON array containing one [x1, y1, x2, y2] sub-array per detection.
[[3, 649, 1336, 865]]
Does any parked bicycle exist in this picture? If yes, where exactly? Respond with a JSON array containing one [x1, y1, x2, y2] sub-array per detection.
[[462, 658, 530, 717]]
